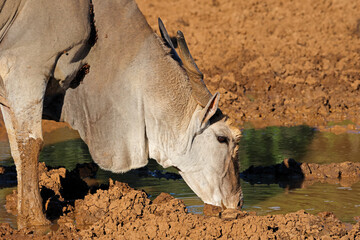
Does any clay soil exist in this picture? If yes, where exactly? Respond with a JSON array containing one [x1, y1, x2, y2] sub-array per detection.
[[1, 0, 360, 238], [1, 163, 360, 239], [137, 0, 360, 128]]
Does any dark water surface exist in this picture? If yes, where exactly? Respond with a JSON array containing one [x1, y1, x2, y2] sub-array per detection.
[[1, 125, 360, 226]]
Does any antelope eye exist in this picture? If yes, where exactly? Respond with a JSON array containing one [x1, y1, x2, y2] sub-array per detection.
[[217, 136, 228, 144]]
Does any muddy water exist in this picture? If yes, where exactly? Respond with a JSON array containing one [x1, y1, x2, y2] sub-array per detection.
[[1, 125, 360, 225], [242, 181, 360, 223], [239, 125, 360, 223]]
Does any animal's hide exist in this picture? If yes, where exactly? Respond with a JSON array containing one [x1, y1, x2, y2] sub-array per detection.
[[61, 0, 196, 173], [61, 77, 149, 173], [0, 0, 22, 42], [60, 0, 152, 173]]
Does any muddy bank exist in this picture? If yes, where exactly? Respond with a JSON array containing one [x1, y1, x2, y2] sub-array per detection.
[[63, 181, 360, 239], [2, 162, 182, 219], [1, 163, 360, 239], [1, 185, 360, 239]]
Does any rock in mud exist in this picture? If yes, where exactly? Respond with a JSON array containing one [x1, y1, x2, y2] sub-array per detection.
[[301, 161, 360, 179], [74, 180, 139, 225], [38, 162, 66, 197], [152, 192, 174, 205], [5, 190, 17, 215], [203, 203, 222, 217], [220, 209, 248, 220]]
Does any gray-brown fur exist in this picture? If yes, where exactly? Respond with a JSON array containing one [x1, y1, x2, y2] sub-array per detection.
[[0, 0, 242, 227]]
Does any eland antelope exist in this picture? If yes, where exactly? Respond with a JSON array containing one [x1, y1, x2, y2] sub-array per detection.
[[0, 0, 242, 228]]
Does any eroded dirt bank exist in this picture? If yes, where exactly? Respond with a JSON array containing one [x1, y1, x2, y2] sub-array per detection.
[[136, 0, 360, 128], [1, 163, 360, 239]]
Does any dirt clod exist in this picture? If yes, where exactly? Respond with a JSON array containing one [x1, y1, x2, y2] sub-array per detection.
[[204, 203, 222, 217], [220, 209, 247, 220]]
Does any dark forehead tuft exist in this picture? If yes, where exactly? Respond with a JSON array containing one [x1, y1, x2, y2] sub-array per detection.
[[209, 109, 241, 142], [209, 109, 226, 124]]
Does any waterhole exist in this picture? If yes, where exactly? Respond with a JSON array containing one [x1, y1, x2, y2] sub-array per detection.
[[0, 125, 359, 228]]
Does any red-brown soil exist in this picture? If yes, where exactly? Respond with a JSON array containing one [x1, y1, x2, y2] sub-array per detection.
[[1, 0, 360, 238], [0, 0, 359, 136], [137, 0, 360, 128], [1, 163, 360, 239]]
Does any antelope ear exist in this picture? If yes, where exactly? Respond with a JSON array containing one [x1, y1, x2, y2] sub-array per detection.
[[199, 92, 220, 128]]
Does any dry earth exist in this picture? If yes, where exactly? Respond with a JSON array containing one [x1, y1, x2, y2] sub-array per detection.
[[0, 0, 359, 136], [137, 0, 360, 128], [1, 0, 360, 238]]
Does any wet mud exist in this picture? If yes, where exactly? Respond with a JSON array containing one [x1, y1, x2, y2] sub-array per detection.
[[1, 163, 360, 239]]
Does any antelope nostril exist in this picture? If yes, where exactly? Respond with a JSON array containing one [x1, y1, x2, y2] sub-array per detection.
[[237, 198, 243, 209]]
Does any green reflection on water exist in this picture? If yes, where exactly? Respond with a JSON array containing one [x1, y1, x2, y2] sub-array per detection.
[[39, 139, 92, 170], [302, 131, 360, 164], [238, 125, 316, 171], [238, 125, 360, 171], [238, 125, 360, 223], [0, 187, 17, 227]]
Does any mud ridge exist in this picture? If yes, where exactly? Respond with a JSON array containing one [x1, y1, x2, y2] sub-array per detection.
[[1, 164, 360, 239], [241, 159, 360, 188]]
